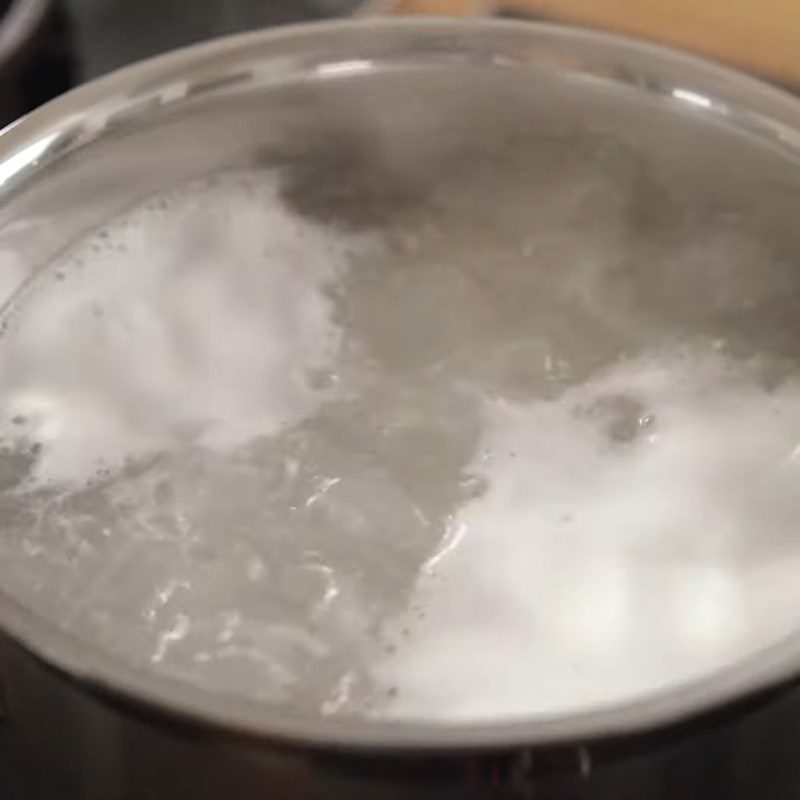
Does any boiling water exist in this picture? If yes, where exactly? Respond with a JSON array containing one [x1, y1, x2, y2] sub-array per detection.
[[1, 165, 800, 722]]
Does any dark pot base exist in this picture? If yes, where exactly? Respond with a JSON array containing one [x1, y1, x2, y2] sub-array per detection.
[[3, 630, 800, 799]]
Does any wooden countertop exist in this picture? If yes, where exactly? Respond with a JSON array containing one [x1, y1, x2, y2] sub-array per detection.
[[360, 0, 800, 86]]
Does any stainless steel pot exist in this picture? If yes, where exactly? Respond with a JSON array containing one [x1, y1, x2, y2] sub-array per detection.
[[2, 18, 800, 798]]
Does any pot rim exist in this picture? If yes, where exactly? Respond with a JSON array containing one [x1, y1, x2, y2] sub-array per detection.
[[1, 16, 800, 751]]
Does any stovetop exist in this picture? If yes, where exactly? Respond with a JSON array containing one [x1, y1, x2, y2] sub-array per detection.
[[64, 0, 363, 80]]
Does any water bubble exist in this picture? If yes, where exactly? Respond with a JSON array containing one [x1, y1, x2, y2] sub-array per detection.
[[577, 393, 652, 444]]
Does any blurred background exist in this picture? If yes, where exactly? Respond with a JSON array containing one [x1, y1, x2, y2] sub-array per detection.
[[363, 0, 800, 87], [0, 0, 363, 127], [65, 0, 362, 78], [3, 0, 800, 130]]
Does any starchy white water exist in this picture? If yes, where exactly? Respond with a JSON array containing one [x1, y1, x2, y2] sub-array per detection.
[[0, 167, 800, 723]]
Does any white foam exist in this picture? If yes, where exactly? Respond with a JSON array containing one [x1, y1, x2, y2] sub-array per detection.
[[373, 350, 800, 720], [0, 171, 355, 487]]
